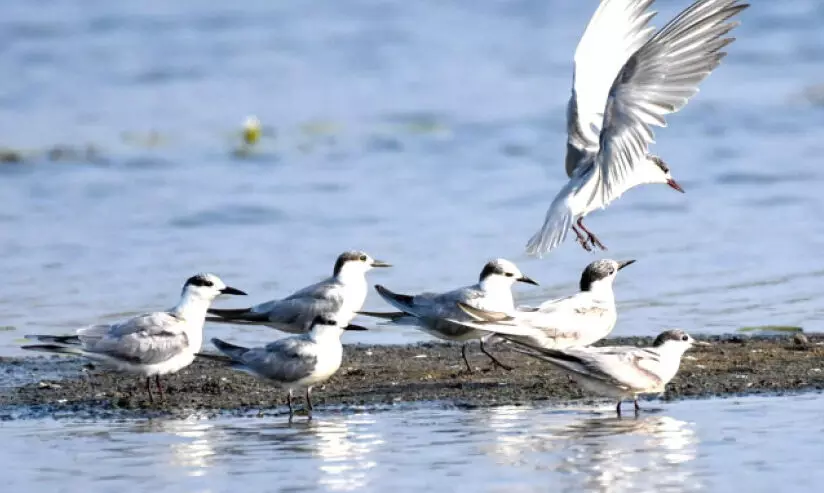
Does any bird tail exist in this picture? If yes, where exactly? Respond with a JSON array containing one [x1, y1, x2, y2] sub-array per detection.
[[525, 196, 573, 257], [210, 338, 250, 361], [24, 334, 82, 345], [357, 310, 407, 321], [21, 344, 85, 356], [195, 351, 234, 364]]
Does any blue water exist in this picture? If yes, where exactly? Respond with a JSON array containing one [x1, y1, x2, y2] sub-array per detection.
[[2, 0, 824, 352], [2, 1, 824, 490], [4, 395, 824, 492]]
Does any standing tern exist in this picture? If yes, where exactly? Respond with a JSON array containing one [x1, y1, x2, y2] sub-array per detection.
[[455, 259, 634, 350], [359, 258, 539, 372], [207, 250, 390, 333], [22, 273, 247, 403], [526, 0, 749, 255], [203, 315, 367, 421], [509, 329, 705, 416]]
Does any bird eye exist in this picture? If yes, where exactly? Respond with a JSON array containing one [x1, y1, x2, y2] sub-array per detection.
[[681, 335, 689, 341], [359, 255, 367, 261], [504, 272, 514, 277]]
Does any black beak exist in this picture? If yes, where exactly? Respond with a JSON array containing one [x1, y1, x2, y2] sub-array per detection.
[[371, 260, 392, 268], [667, 178, 685, 193], [518, 275, 540, 286], [220, 286, 247, 296], [617, 260, 636, 271], [344, 323, 369, 331]]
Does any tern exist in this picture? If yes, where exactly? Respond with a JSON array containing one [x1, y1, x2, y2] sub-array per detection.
[[207, 250, 390, 333], [23, 273, 247, 403], [510, 329, 705, 416], [203, 315, 366, 421], [359, 258, 539, 372], [455, 259, 634, 350], [526, 0, 749, 255]]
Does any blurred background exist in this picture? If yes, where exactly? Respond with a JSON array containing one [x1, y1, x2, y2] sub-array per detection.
[[1, 0, 823, 353]]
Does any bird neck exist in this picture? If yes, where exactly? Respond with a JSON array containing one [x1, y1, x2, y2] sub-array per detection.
[[583, 279, 615, 301], [309, 326, 345, 345], [654, 342, 689, 382], [171, 293, 212, 322], [477, 278, 515, 310], [333, 266, 367, 288]]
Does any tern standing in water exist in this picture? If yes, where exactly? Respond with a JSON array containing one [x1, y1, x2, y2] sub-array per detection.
[[360, 259, 539, 372], [23, 273, 247, 403], [510, 329, 705, 416], [526, 0, 748, 255]]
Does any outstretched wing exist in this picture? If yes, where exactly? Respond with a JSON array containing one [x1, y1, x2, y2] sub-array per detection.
[[594, 0, 748, 201], [565, 0, 656, 177]]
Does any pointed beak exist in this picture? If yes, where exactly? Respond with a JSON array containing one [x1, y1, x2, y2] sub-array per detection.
[[517, 275, 540, 286], [371, 260, 392, 268], [694, 340, 712, 346], [667, 178, 685, 193], [220, 286, 247, 296], [617, 260, 636, 271], [344, 323, 369, 331]]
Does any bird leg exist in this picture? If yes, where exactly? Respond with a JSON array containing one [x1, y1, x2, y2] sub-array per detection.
[[576, 218, 607, 250], [634, 399, 641, 413], [306, 387, 314, 421], [479, 338, 512, 371], [616, 400, 622, 417], [145, 377, 154, 404], [571, 225, 593, 252], [287, 389, 294, 423], [155, 375, 165, 403], [461, 343, 473, 373]]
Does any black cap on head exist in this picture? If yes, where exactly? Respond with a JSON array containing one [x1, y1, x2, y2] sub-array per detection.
[[652, 329, 691, 347], [579, 260, 616, 292], [479, 261, 506, 282], [333, 250, 369, 276], [185, 273, 214, 288], [649, 155, 669, 173]]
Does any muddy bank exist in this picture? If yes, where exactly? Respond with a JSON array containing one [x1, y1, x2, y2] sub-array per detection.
[[1, 334, 823, 419]]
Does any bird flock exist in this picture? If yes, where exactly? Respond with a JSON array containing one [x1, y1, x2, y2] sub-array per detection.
[[21, 0, 749, 420]]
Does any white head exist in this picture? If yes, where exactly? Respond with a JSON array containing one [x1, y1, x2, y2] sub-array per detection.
[[181, 273, 247, 302], [639, 156, 685, 193], [652, 329, 701, 356], [333, 250, 391, 280], [579, 259, 635, 294], [308, 315, 368, 339], [478, 258, 539, 291]]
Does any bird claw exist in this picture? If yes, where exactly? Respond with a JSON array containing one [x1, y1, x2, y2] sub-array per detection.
[[587, 234, 607, 251]]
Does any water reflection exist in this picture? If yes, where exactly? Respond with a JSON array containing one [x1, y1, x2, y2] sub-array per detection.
[[479, 406, 699, 492], [213, 416, 383, 491]]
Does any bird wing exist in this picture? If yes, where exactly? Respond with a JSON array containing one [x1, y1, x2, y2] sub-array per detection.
[[514, 343, 664, 390], [593, 0, 747, 202], [209, 279, 344, 332], [85, 312, 190, 365], [239, 337, 318, 383], [565, 0, 656, 177]]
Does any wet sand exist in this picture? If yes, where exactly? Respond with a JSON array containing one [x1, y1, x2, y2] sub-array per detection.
[[1, 334, 823, 419]]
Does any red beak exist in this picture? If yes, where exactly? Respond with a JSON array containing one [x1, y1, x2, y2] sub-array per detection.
[[667, 178, 685, 193]]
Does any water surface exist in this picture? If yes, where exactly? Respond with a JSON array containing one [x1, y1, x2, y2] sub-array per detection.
[[3, 395, 824, 492]]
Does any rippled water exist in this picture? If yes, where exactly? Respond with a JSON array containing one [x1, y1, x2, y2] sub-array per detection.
[[2, 395, 823, 492], [2, 1, 824, 351], [1, 0, 823, 488]]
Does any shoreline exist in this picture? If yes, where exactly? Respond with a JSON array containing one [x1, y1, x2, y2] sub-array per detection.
[[2, 333, 823, 419]]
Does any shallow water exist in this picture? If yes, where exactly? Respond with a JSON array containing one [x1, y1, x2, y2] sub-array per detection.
[[2, 395, 823, 492], [1, 0, 822, 488]]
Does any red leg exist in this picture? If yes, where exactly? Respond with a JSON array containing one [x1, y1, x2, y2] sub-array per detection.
[[571, 225, 593, 252], [576, 218, 607, 250]]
